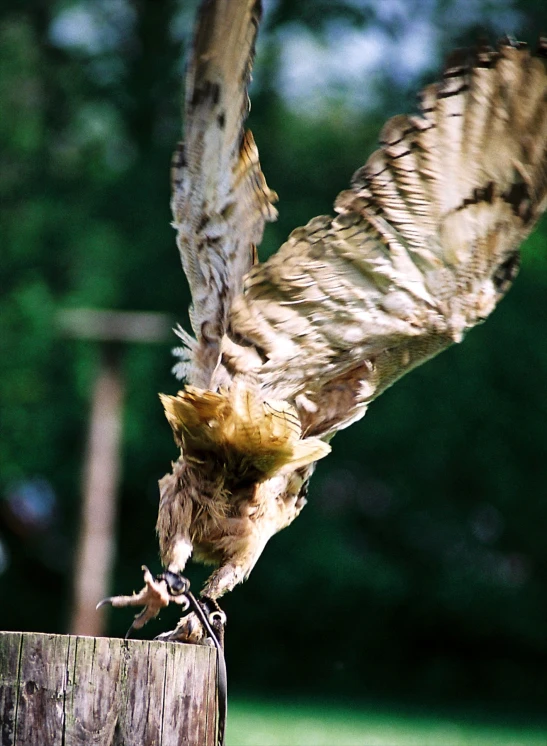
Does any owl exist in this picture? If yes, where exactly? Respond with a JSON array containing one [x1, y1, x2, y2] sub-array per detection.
[[103, 0, 547, 643]]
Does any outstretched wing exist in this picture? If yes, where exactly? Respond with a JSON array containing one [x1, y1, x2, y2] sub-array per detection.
[[172, 0, 277, 388], [227, 40, 547, 436]]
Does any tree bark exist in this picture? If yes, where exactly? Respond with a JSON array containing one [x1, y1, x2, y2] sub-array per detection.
[[0, 631, 218, 746]]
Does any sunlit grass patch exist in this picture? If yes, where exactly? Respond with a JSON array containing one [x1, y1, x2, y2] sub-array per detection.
[[228, 699, 547, 746]]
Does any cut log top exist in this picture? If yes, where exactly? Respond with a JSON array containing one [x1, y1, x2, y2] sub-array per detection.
[[0, 631, 219, 746]]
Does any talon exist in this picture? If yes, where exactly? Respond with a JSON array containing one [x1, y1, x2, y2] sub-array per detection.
[[96, 597, 113, 610]]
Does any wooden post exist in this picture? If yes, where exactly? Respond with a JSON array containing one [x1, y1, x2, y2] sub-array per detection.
[[57, 308, 172, 637], [71, 345, 124, 637], [0, 631, 219, 746]]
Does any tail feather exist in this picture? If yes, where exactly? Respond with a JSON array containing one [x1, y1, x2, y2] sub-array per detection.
[[160, 382, 330, 483]]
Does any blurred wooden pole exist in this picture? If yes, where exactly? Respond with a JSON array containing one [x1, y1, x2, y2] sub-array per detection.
[[71, 345, 124, 637], [0, 631, 218, 746], [58, 309, 171, 637]]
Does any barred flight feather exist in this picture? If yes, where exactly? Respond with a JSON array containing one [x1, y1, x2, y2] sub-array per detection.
[[172, 0, 277, 389], [228, 39, 547, 429]]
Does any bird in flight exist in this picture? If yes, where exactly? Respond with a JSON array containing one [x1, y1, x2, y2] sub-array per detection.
[[103, 0, 547, 642]]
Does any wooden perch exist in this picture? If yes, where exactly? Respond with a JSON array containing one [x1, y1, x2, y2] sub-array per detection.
[[0, 631, 219, 746]]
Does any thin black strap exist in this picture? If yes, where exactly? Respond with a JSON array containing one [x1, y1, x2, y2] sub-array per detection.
[[186, 591, 227, 746]]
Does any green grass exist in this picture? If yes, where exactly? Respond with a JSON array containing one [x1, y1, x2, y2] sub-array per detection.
[[227, 700, 547, 746]]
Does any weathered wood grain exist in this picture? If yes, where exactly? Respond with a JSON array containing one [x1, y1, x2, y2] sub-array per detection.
[[0, 632, 218, 746], [0, 632, 21, 746]]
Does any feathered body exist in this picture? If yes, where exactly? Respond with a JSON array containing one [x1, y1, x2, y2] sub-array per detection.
[[108, 0, 547, 636], [157, 382, 328, 598]]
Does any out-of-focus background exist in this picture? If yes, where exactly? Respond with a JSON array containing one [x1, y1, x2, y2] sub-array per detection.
[[2, 0, 547, 742]]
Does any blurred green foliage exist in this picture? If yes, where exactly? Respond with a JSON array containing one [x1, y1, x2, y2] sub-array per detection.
[[1, 0, 547, 711]]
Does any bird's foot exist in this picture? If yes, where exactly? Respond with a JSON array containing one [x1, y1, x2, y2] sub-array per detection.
[[155, 611, 207, 644], [97, 565, 190, 636], [155, 597, 226, 648]]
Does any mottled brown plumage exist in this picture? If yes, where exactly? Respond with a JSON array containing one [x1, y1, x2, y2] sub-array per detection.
[[105, 0, 547, 641]]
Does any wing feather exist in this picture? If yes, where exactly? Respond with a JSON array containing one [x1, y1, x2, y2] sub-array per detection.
[[172, 0, 277, 388], [228, 39, 547, 434]]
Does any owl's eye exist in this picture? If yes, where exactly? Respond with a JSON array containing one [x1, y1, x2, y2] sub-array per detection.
[[493, 253, 521, 297]]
